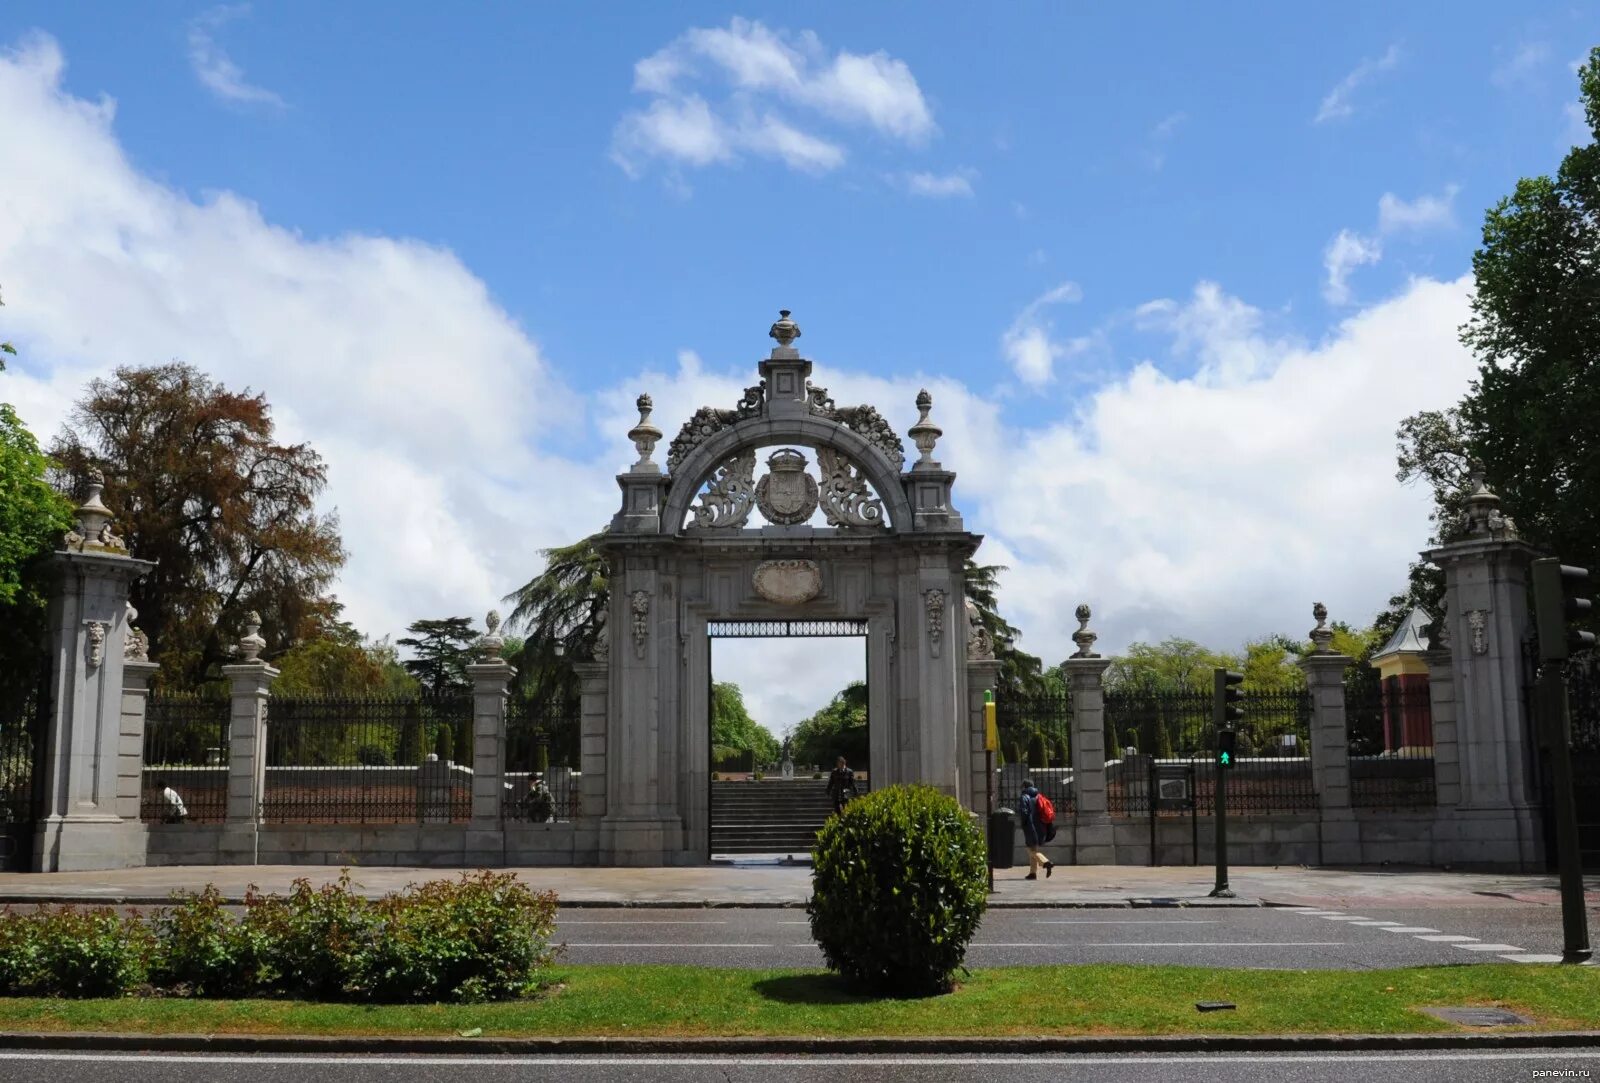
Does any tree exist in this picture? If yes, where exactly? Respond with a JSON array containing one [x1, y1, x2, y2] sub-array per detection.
[[502, 532, 608, 705], [272, 637, 419, 698], [0, 403, 74, 717], [710, 682, 780, 763], [1, 285, 15, 370], [396, 617, 478, 695], [964, 559, 1046, 695], [48, 363, 344, 688], [792, 681, 869, 767], [1396, 51, 1600, 598], [1105, 638, 1232, 693]]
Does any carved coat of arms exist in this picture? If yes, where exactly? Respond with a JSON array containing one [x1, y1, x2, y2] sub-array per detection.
[[755, 449, 819, 525]]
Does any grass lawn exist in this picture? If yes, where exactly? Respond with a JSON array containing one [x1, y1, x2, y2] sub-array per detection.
[[0, 964, 1597, 1038]]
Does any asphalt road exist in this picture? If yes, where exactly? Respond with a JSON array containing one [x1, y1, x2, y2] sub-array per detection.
[[550, 904, 1599, 969], [1, 1050, 1597, 1083]]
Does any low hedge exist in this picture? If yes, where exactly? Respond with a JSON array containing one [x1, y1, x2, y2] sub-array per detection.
[[0, 870, 559, 1002]]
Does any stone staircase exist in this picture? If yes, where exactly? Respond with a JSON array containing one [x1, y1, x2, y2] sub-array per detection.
[[710, 778, 839, 855]]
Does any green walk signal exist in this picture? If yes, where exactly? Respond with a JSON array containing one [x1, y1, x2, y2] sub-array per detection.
[[1214, 668, 1243, 768], [1532, 558, 1596, 662], [1217, 727, 1237, 768]]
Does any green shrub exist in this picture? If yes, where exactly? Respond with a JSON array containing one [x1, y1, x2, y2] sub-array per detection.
[[1156, 720, 1175, 760], [349, 871, 559, 1003], [535, 741, 550, 774], [808, 784, 987, 996], [152, 885, 270, 996], [1123, 727, 1139, 754], [434, 725, 454, 761], [1052, 734, 1071, 767], [0, 910, 40, 995], [1027, 731, 1048, 769], [245, 872, 374, 998], [753, 771, 765, 781], [17, 906, 151, 997], [1004, 739, 1022, 765]]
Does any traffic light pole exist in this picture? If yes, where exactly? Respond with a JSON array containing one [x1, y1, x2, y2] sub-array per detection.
[[1211, 740, 1233, 898], [1210, 668, 1240, 899], [1537, 659, 1593, 964]]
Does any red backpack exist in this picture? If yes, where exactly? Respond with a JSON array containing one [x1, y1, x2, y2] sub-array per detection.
[[1034, 792, 1056, 828]]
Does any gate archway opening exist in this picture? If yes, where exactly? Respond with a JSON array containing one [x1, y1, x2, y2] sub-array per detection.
[[706, 619, 868, 861]]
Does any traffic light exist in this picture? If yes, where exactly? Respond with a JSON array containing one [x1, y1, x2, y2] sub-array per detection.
[[1217, 727, 1237, 769], [1533, 558, 1596, 663]]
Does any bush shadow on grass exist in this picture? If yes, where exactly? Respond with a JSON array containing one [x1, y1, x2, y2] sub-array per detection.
[[752, 974, 952, 1005]]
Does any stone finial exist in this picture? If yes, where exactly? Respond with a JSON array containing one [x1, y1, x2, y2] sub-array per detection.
[[628, 394, 662, 470], [236, 611, 266, 663], [1459, 459, 1518, 539], [1070, 603, 1100, 658], [908, 388, 942, 465], [1309, 601, 1334, 653], [769, 309, 801, 349], [124, 600, 149, 662], [478, 610, 505, 660], [65, 467, 127, 553]]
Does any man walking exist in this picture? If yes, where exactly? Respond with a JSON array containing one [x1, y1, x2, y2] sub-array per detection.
[[1017, 778, 1055, 880], [827, 756, 857, 815]]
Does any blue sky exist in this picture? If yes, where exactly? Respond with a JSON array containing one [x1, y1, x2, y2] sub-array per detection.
[[0, 4, 1595, 726]]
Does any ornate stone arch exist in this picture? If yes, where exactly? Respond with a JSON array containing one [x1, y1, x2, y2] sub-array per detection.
[[592, 311, 982, 866]]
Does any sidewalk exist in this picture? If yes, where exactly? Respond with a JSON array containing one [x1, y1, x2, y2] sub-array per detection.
[[1, 863, 1596, 909]]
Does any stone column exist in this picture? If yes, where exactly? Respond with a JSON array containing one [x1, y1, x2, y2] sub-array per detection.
[[220, 615, 278, 863], [465, 614, 514, 827], [1298, 605, 1356, 864], [1426, 644, 1460, 807], [32, 472, 155, 871], [119, 651, 159, 823], [1421, 470, 1543, 869], [574, 659, 609, 823], [1063, 606, 1113, 863]]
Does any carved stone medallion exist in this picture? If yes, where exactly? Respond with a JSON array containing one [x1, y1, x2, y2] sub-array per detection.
[[755, 449, 819, 525], [753, 560, 822, 606]]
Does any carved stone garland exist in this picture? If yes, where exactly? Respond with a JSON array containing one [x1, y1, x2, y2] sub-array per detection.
[[665, 385, 764, 475], [924, 589, 947, 658], [691, 449, 757, 529], [816, 447, 885, 529], [631, 590, 651, 658], [805, 384, 905, 469]]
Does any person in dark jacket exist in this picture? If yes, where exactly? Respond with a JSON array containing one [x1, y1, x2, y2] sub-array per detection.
[[827, 756, 857, 814], [1017, 778, 1055, 880]]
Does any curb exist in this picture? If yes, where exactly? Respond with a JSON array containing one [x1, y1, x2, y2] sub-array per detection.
[[2, 1030, 1598, 1055], [0, 895, 1268, 909]]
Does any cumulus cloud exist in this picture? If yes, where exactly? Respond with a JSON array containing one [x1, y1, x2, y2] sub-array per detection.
[[187, 4, 283, 107], [904, 169, 975, 198], [1322, 229, 1383, 304], [1322, 185, 1459, 305], [1377, 185, 1458, 233], [1002, 282, 1086, 386], [1315, 45, 1400, 124], [613, 18, 934, 177]]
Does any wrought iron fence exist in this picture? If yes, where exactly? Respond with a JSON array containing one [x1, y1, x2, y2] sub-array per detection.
[[0, 665, 48, 829], [1345, 665, 1436, 808], [994, 690, 1073, 817], [504, 694, 581, 822], [263, 695, 473, 823], [141, 694, 230, 823], [1104, 687, 1315, 815]]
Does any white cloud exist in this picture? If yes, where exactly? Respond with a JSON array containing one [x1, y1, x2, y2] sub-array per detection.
[[1377, 185, 1458, 233], [1002, 282, 1085, 386], [1143, 111, 1187, 170], [1492, 42, 1552, 89], [1315, 45, 1400, 124], [187, 5, 283, 107], [1322, 229, 1383, 304], [904, 169, 975, 198], [1565, 101, 1592, 149], [614, 18, 934, 177]]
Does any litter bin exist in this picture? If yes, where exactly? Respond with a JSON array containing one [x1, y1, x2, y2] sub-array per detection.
[[987, 808, 1016, 869]]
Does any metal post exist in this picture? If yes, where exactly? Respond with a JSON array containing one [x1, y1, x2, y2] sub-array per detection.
[[1539, 661, 1593, 963], [1211, 747, 1232, 897], [986, 747, 995, 894]]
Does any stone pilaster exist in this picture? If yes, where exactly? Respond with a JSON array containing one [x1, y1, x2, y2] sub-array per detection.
[[966, 659, 1002, 814], [118, 659, 159, 822], [1426, 646, 1460, 807], [1063, 656, 1113, 863], [220, 618, 277, 861], [1420, 470, 1544, 869], [465, 658, 513, 825], [1299, 651, 1356, 864], [32, 472, 155, 871]]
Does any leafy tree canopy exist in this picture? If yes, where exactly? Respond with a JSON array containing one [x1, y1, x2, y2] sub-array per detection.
[[396, 617, 478, 695], [272, 636, 420, 698], [503, 532, 607, 704], [1392, 50, 1600, 621], [49, 363, 345, 688], [965, 559, 1046, 694], [791, 680, 869, 767], [0, 403, 74, 714], [710, 681, 779, 762]]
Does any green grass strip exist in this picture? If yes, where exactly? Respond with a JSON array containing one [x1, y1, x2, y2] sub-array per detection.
[[0, 965, 1596, 1038]]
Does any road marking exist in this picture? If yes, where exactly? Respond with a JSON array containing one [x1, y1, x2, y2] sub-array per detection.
[[1379, 926, 1438, 933], [1345, 920, 1403, 926], [1502, 953, 1565, 963], [974, 941, 1348, 948], [3, 1052, 1598, 1067], [1317, 916, 1372, 921], [566, 943, 781, 948], [1414, 934, 1478, 942], [558, 920, 728, 925], [1035, 920, 1221, 924], [1288, 909, 1344, 914], [1455, 943, 1524, 952]]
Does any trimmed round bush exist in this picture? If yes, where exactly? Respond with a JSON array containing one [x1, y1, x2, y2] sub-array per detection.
[[1027, 731, 1048, 769], [808, 784, 987, 996]]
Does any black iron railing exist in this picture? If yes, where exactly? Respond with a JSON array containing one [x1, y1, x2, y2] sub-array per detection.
[[263, 695, 473, 823], [503, 695, 581, 822], [1345, 666, 1436, 808], [994, 691, 1073, 817], [141, 694, 230, 823], [0, 667, 48, 829], [1104, 687, 1315, 815]]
